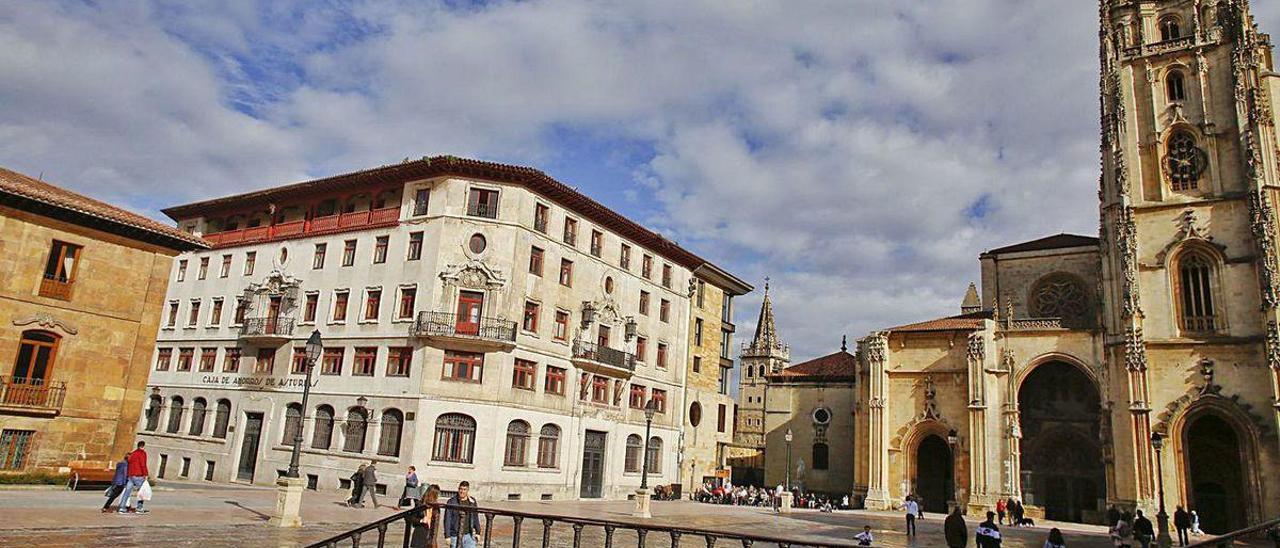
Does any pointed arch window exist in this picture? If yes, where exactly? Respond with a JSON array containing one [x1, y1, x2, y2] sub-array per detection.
[[1166, 70, 1186, 102], [377, 409, 403, 457], [311, 405, 334, 449], [1160, 17, 1181, 41], [1177, 249, 1218, 333]]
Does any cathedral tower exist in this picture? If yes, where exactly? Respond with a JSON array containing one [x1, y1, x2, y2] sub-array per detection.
[[1098, 0, 1280, 525], [734, 280, 790, 451]]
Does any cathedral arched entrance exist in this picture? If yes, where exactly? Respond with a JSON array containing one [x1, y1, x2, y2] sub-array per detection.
[[1181, 412, 1246, 534], [914, 434, 953, 513], [1017, 360, 1105, 523]]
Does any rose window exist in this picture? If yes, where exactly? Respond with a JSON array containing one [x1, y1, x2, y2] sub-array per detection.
[[1031, 275, 1089, 321]]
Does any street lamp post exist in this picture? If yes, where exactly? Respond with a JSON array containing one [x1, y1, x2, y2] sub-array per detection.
[[287, 330, 323, 478], [634, 398, 658, 518], [271, 330, 322, 528], [784, 428, 794, 490], [1152, 432, 1172, 548], [947, 429, 959, 512]]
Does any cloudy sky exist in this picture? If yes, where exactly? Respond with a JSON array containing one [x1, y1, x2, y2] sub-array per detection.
[[3, 1, 1278, 363]]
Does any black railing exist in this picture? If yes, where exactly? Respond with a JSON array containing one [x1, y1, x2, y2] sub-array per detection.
[[413, 311, 517, 343], [239, 317, 295, 337], [573, 340, 636, 371], [0, 376, 66, 412], [468, 203, 498, 219], [1187, 515, 1280, 548], [307, 502, 859, 548]]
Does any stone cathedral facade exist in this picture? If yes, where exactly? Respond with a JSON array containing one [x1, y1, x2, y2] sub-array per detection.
[[747, 0, 1280, 532]]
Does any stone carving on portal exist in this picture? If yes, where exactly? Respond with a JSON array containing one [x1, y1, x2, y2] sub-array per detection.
[[439, 259, 507, 291], [1151, 358, 1273, 438], [12, 313, 78, 336]]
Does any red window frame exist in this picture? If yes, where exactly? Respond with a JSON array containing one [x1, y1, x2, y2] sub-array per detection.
[[591, 376, 609, 404], [353, 347, 377, 376], [523, 301, 540, 332], [333, 291, 349, 321], [291, 347, 309, 374], [544, 366, 566, 395], [657, 343, 668, 369], [199, 348, 217, 372], [629, 384, 646, 409], [636, 336, 647, 362], [364, 290, 381, 320], [443, 350, 484, 382], [177, 348, 194, 371], [321, 347, 344, 375], [386, 347, 412, 377], [303, 294, 318, 322], [559, 259, 573, 287], [223, 348, 240, 372], [155, 348, 172, 371], [529, 247, 544, 276], [553, 311, 569, 342], [652, 389, 667, 413], [399, 288, 416, 319], [513, 359, 537, 390]]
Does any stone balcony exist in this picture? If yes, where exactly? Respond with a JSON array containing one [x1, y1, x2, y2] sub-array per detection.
[[238, 317, 296, 346]]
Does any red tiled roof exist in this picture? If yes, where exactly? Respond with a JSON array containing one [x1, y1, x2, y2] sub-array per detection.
[[886, 310, 992, 333], [771, 350, 857, 381], [160, 155, 731, 275], [0, 166, 207, 250], [982, 233, 1098, 256]]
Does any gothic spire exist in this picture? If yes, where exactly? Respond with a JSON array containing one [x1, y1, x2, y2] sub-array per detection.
[[751, 278, 781, 351], [961, 282, 981, 314]]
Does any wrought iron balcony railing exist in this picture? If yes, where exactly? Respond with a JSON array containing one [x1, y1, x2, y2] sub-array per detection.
[[307, 502, 857, 548], [239, 317, 296, 338], [572, 340, 636, 372], [413, 311, 516, 343], [0, 377, 66, 414], [467, 203, 498, 219]]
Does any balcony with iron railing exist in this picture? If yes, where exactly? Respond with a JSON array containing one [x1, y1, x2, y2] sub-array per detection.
[[0, 377, 66, 416], [202, 206, 401, 248], [38, 274, 73, 300], [412, 311, 517, 352], [571, 339, 636, 377], [238, 316, 296, 346], [467, 202, 498, 219]]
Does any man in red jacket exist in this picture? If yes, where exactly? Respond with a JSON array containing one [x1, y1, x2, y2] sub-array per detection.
[[117, 441, 150, 514]]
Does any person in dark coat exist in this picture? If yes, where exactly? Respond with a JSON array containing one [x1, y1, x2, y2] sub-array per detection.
[[1107, 506, 1122, 527], [101, 454, 129, 512], [1173, 506, 1191, 546], [347, 464, 366, 507], [361, 461, 380, 508], [1133, 510, 1155, 548], [409, 484, 441, 548], [977, 511, 1002, 548], [945, 506, 968, 548], [444, 481, 481, 548]]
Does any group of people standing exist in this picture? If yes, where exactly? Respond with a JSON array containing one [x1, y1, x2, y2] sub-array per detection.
[[342, 461, 483, 548], [1107, 506, 1204, 548], [995, 497, 1030, 527]]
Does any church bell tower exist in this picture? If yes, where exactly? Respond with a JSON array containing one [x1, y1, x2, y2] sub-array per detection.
[[1098, 0, 1280, 516]]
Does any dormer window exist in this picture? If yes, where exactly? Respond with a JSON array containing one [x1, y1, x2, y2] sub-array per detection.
[[1160, 16, 1181, 41]]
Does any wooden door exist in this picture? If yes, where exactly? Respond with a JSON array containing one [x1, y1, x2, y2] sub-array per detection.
[[237, 413, 264, 482], [455, 291, 484, 336], [266, 297, 282, 334]]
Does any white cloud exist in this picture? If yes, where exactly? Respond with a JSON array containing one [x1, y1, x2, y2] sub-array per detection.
[[2, 0, 1277, 361]]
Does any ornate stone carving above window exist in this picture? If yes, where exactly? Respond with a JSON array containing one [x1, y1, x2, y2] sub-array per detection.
[[1029, 273, 1090, 323]]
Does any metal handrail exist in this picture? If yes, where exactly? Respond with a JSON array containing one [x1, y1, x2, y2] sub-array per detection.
[[239, 317, 296, 337], [573, 340, 636, 371], [413, 311, 517, 342], [1186, 515, 1280, 547], [307, 502, 861, 548]]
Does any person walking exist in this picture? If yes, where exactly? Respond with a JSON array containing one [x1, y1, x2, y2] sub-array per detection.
[[977, 511, 1003, 548], [1012, 499, 1025, 526], [1190, 511, 1204, 536], [945, 506, 968, 548], [362, 460, 380, 509], [1173, 506, 1191, 546], [401, 466, 420, 508], [444, 481, 481, 548], [854, 525, 874, 546], [904, 496, 920, 536], [1133, 510, 1154, 548], [409, 484, 441, 548], [1045, 528, 1067, 548], [1110, 511, 1134, 548], [996, 498, 1007, 526], [116, 441, 149, 514], [102, 453, 129, 513], [347, 464, 366, 507]]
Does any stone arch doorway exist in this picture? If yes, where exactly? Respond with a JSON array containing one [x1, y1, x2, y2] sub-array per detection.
[[1182, 412, 1246, 534], [915, 435, 953, 513], [1018, 360, 1105, 523]]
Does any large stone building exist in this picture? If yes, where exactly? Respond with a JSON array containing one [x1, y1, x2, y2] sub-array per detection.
[[748, 0, 1280, 533], [0, 166, 206, 473], [136, 156, 749, 501]]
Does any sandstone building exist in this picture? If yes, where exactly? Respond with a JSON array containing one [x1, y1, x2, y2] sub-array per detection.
[[742, 0, 1280, 532], [0, 167, 205, 473], [138, 156, 749, 501]]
